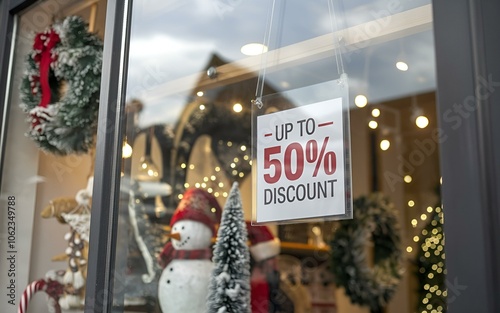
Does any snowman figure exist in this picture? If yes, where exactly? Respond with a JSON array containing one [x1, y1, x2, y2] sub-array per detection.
[[158, 188, 221, 312]]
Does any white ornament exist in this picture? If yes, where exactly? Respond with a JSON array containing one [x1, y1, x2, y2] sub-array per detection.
[[64, 232, 72, 241], [63, 270, 73, 285], [59, 294, 82, 310], [158, 220, 213, 313], [75, 189, 91, 206], [62, 213, 90, 242], [73, 271, 85, 289]]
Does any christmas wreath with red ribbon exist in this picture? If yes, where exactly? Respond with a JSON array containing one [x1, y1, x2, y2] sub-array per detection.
[[20, 16, 102, 155]]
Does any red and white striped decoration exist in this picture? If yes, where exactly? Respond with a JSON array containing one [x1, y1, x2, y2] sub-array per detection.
[[18, 280, 46, 313], [18, 279, 62, 313]]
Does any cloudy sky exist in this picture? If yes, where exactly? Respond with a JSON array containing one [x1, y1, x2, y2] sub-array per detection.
[[124, 0, 434, 128]]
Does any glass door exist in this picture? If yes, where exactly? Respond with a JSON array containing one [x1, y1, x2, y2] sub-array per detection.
[[107, 1, 443, 313]]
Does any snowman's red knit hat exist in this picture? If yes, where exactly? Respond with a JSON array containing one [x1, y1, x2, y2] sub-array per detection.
[[246, 222, 281, 262], [170, 188, 222, 236]]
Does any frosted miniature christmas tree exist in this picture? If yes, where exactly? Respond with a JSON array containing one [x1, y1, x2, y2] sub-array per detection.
[[207, 182, 251, 313]]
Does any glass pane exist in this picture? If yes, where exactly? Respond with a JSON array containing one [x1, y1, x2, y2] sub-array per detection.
[[0, 1, 106, 312], [115, 1, 443, 312]]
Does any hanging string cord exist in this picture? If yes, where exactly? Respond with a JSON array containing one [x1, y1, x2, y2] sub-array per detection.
[[254, 0, 346, 106], [254, 0, 277, 107], [328, 0, 345, 76]]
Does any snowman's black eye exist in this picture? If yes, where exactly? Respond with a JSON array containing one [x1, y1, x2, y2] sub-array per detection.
[[182, 226, 185, 230]]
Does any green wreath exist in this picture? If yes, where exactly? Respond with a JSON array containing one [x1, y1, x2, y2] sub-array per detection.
[[19, 16, 102, 155], [330, 193, 402, 312]]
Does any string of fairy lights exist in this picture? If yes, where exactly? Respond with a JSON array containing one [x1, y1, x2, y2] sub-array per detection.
[[359, 90, 445, 312], [415, 204, 447, 313], [403, 177, 447, 313], [178, 140, 252, 201]]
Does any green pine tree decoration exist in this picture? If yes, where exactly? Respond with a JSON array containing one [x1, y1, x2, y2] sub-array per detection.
[[207, 182, 251, 313], [416, 206, 447, 313]]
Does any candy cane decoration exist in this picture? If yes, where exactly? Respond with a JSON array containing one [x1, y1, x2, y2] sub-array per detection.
[[18, 280, 45, 313], [18, 279, 62, 313]]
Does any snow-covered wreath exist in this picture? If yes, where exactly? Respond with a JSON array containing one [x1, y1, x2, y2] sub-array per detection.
[[20, 16, 102, 155], [330, 193, 402, 312]]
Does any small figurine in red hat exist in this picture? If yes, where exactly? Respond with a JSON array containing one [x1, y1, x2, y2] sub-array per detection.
[[247, 222, 281, 263], [246, 222, 283, 313], [157, 188, 221, 313]]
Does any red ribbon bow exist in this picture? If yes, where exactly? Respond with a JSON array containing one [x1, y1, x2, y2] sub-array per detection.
[[30, 29, 60, 129], [32, 29, 60, 107]]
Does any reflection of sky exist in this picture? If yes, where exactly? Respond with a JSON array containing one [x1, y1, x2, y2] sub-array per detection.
[[125, 0, 434, 128]]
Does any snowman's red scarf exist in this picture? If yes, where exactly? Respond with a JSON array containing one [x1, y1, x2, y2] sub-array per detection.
[[158, 242, 212, 268]]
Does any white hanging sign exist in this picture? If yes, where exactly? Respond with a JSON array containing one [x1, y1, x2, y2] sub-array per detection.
[[255, 98, 347, 223]]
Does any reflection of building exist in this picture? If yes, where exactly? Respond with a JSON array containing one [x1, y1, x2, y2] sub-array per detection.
[[161, 53, 295, 210], [122, 52, 298, 310]]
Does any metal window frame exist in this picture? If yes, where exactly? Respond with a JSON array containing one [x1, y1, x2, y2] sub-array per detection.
[[433, 0, 500, 312], [0, 0, 499, 312], [0, 0, 37, 191], [83, 0, 133, 312]]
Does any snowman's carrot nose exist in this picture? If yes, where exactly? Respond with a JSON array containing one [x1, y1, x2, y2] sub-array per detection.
[[168, 232, 181, 240]]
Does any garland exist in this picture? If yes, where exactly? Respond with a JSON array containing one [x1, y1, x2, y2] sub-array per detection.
[[19, 16, 102, 155], [330, 193, 402, 312]]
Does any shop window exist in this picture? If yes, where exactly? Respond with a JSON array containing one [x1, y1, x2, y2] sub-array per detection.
[[0, 1, 445, 313], [0, 1, 107, 312], [111, 1, 442, 313]]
